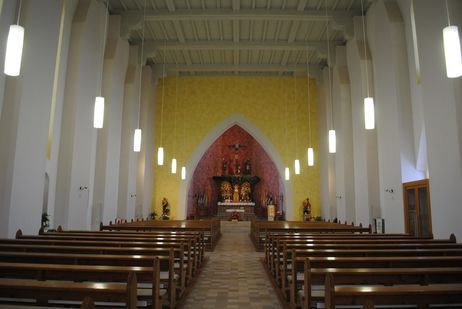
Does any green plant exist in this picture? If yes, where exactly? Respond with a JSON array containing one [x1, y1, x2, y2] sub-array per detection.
[[149, 211, 158, 220], [41, 212, 50, 228]]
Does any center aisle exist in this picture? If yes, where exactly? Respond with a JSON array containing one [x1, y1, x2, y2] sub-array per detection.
[[183, 221, 282, 309]]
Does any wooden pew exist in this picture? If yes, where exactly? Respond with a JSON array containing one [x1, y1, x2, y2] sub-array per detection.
[[100, 219, 221, 251], [44, 227, 206, 267], [298, 260, 462, 309], [0, 272, 138, 309], [0, 250, 178, 308], [250, 220, 372, 250], [324, 273, 462, 309], [0, 259, 162, 309], [16, 231, 198, 280]]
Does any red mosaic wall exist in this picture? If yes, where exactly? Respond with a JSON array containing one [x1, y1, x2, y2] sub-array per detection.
[[187, 125, 281, 217]]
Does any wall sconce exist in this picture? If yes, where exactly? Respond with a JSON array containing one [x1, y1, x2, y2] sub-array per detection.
[[79, 186, 88, 191], [385, 188, 394, 193]]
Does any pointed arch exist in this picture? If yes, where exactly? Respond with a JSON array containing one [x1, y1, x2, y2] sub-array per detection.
[[177, 114, 294, 220]]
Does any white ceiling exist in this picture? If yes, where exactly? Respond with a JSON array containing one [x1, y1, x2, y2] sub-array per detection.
[[109, 0, 371, 76]]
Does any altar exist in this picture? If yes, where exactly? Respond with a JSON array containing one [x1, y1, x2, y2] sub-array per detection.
[[217, 202, 256, 220]]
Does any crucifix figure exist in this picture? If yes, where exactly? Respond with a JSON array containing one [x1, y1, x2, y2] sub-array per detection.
[[228, 143, 246, 175]]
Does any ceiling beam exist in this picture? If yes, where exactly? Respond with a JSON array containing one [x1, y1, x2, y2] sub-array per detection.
[[119, 8, 358, 22], [141, 39, 343, 57], [160, 63, 322, 74]]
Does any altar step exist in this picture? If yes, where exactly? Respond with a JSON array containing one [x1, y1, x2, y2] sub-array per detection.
[[215, 210, 256, 221]]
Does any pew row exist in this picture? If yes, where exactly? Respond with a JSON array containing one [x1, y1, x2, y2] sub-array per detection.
[[0, 272, 138, 309]]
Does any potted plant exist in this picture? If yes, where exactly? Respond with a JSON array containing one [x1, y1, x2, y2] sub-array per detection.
[[41, 212, 50, 230]]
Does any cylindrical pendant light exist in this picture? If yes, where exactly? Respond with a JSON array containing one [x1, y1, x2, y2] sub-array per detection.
[[181, 166, 186, 180], [361, 0, 375, 129], [93, 1, 109, 129], [4, 25, 24, 76], [171, 158, 177, 174], [285, 167, 290, 181], [294, 159, 300, 175], [307, 147, 314, 166], [133, 0, 146, 152], [364, 97, 375, 130], [157, 147, 164, 165], [443, 26, 462, 78], [328, 130, 336, 153], [93, 96, 105, 128], [443, 1, 462, 78], [133, 129, 142, 152]]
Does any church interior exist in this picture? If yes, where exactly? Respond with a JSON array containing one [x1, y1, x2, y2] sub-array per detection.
[[0, 0, 462, 308]]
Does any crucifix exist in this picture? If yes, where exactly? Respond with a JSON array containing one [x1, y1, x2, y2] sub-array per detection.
[[228, 143, 246, 175]]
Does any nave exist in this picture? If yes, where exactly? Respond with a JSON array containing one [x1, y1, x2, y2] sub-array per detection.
[[183, 221, 281, 309]]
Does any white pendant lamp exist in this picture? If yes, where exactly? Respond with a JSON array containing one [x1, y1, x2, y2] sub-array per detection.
[[361, 0, 375, 129], [285, 167, 290, 181], [328, 130, 336, 153], [443, 0, 462, 78], [171, 158, 177, 174], [4, 24, 24, 76], [306, 54, 314, 167], [364, 97, 375, 130], [93, 96, 105, 128], [181, 166, 186, 180], [133, 129, 142, 152], [325, 1, 336, 153], [133, 0, 146, 152], [294, 159, 300, 175], [94, 1, 109, 129], [157, 147, 164, 165], [307, 147, 314, 166], [158, 41, 167, 165]]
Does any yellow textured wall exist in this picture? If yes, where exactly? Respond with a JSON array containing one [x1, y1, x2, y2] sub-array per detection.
[[153, 76, 320, 220]]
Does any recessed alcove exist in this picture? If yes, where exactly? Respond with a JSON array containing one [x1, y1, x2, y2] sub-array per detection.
[[187, 125, 281, 219]]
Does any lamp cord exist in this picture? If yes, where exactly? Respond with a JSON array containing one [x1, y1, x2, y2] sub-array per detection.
[[160, 40, 166, 147], [294, 73, 298, 157], [325, 0, 333, 130], [360, 0, 370, 98], [306, 51, 311, 147], [137, 0, 147, 129], [445, 0, 451, 26], [16, 0, 22, 25], [99, 0, 109, 96], [173, 63, 178, 155]]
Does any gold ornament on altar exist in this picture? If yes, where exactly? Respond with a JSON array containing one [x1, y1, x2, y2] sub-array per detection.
[[220, 181, 232, 202], [240, 182, 251, 202], [232, 184, 240, 202]]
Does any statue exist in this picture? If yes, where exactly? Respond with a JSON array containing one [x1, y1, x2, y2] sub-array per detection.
[[302, 198, 311, 221], [220, 181, 232, 201], [221, 158, 228, 175], [240, 182, 251, 202], [232, 184, 240, 202], [161, 198, 170, 220], [244, 160, 251, 175]]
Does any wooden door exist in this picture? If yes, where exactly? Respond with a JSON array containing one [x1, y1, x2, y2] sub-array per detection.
[[403, 179, 432, 237]]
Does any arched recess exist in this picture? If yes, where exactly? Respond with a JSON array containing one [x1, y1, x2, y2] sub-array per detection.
[[177, 114, 294, 220]]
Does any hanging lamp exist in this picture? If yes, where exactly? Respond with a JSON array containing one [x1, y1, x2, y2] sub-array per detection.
[[157, 41, 167, 165], [171, 68, 179, 174], [134, 0, 147, 152], [361, 0, 375, 129], [93, 0, 109, 129], [443, 0, 462, 78], [325, 1, 336, 153], [4, 0, 24, 76], [306, 52, 314, 166]]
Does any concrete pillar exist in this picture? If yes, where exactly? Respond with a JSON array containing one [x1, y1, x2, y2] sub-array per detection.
[[118, 45, 140, 220], [332, 46, 355, 223], [92, 15, 129, 227], [0, 0, 63, 236], [55, 0, 105, 230]]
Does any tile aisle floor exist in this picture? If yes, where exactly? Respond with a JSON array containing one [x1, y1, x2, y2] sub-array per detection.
[[182, 221, 283, 309]]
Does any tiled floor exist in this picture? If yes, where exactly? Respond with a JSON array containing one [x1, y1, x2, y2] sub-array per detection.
[[183, 221, 283, 309]]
